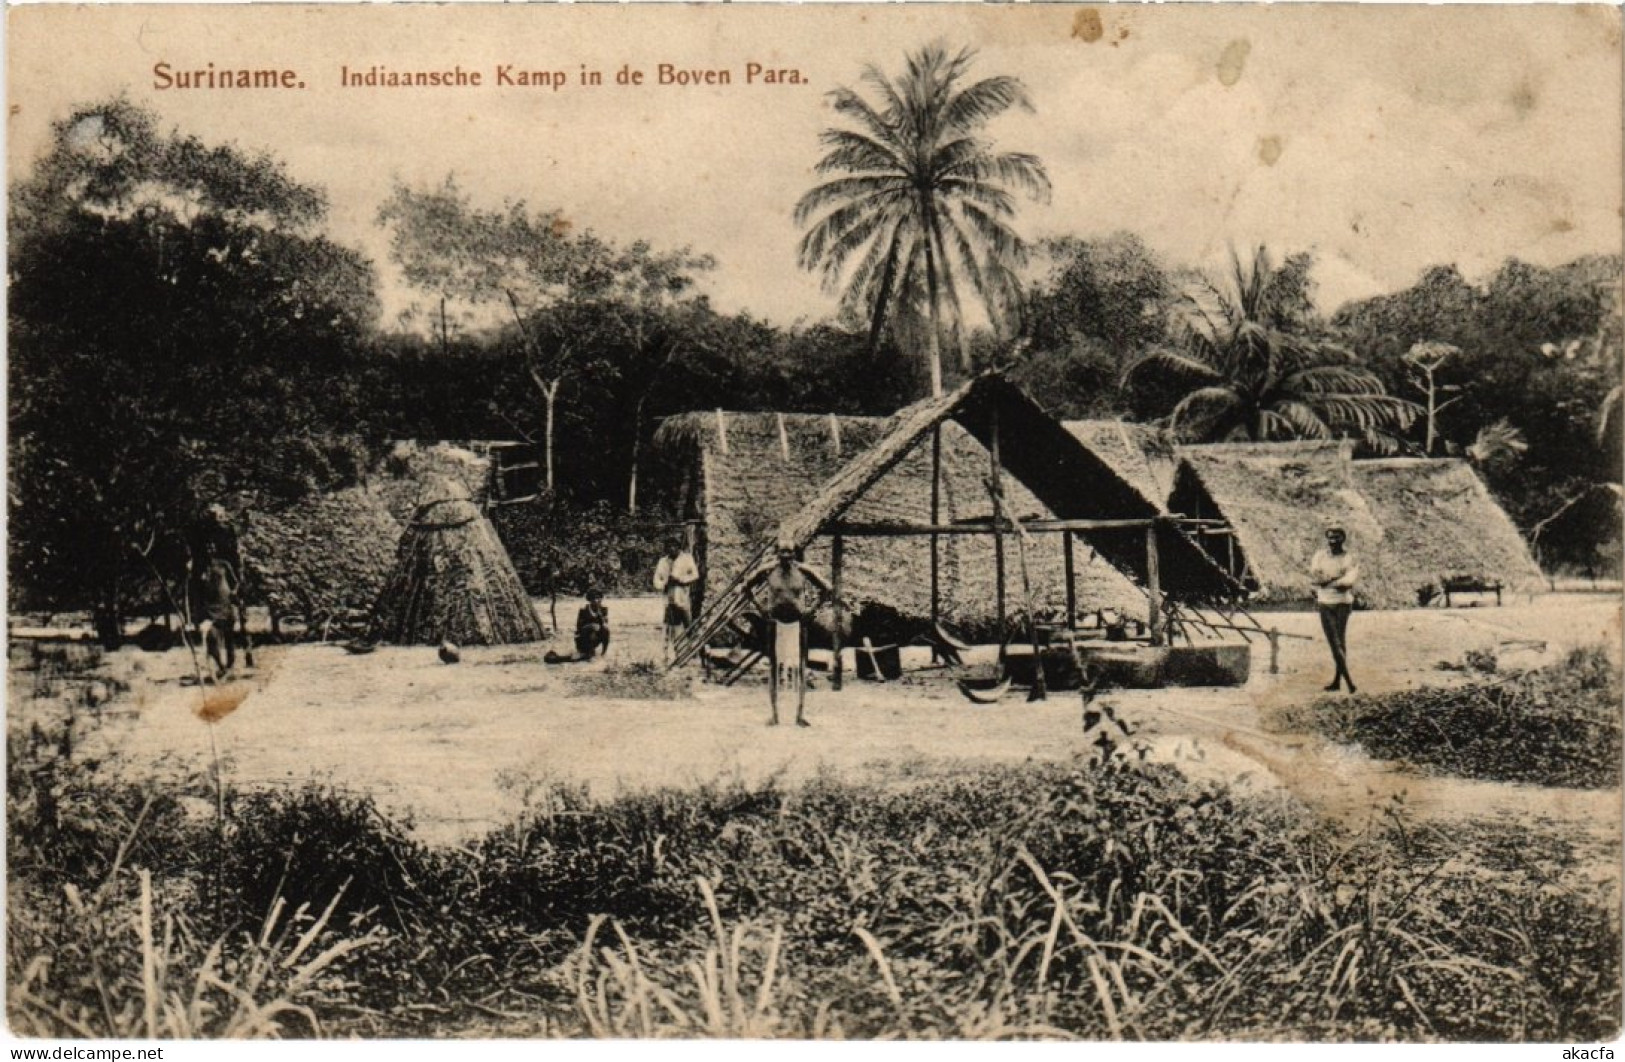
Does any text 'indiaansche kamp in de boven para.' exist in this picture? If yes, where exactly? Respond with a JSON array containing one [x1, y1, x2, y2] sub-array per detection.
[[152, 62, 810, 91]]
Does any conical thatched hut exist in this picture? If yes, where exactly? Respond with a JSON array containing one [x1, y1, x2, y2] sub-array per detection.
[[370, 477, 546, 646]]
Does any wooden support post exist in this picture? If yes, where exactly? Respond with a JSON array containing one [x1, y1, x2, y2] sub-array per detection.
[[1063, 530, 1077, 630], [991, 407, 1007, 666], [1269, 627, 1281, 675], [1146, 523, 1164, 647], [831, 534, 845, 692], [930, 425, 942, 662]]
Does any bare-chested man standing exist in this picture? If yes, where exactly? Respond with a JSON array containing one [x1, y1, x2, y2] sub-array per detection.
[[746, 543, 831, 728]]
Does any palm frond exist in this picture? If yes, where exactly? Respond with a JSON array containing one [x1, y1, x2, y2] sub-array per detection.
[[792, 176, 911, 225], [1123, 346, 1224, 385], [811, 130, 908, 178], [943, 74, 1035, 131]]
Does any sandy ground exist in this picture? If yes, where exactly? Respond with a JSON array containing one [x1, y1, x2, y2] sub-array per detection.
[[43, 592, 1625, 858]]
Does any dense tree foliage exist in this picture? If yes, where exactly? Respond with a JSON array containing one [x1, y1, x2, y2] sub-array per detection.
[[1335, 256, 1623, 572], [1125, 246, 1418, 449], [8, 100, 380, 623], [9, 98, 1619, 622]]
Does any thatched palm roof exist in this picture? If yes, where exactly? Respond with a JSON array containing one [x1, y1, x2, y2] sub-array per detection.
[[1063, 420, 1180, 511], [374, 441, 494, 525], [239, 486, 402, 624], [652, 408, 1149, 630], [770, 375, 1241, 602], [1351, 458, 1545, 597], [370, 477, 545, 646], [1171, 447, 1542, 608], [1171, 444, 1387, 605]]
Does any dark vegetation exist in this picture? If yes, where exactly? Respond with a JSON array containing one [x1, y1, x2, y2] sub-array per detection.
[[1270, 647, 1623, 790], [9, 643, 1619, 1040], [10, 97, 1622, 627]]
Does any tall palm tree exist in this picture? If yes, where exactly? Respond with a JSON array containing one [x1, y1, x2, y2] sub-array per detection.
[[795, 43, 1051, 396], [1129, 246, 1419, 449]]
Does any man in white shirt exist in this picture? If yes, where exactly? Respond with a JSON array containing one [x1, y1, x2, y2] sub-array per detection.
[[653, 538, 700, 661], [1309, 525, 1359, 694]]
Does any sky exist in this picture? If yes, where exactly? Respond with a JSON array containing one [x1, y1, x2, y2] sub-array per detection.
[[7, 3, 1623, 329]]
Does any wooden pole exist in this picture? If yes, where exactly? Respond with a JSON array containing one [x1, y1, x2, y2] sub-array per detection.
[[991, 406, 1007, 666], [831, 534, 845, 692], [1063, 530, 1077, 631], [1146, 523, 1164, 647], [930, 425, 942, 662]]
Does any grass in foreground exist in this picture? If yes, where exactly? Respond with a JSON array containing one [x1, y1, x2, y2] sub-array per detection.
[[1268, 646, 1622, 789], [7, 640, 1620, 1040]]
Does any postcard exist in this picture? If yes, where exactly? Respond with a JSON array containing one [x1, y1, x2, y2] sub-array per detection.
[[6, 2, 1622, 1046]]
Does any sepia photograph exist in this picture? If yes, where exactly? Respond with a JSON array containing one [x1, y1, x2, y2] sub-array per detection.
[[4, 1, 1623, 1045]]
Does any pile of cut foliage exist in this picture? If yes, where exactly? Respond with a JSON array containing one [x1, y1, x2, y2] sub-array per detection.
[[1273, 647, 1621, 789]]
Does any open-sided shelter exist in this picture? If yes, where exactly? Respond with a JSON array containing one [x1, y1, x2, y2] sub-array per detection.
[[370, 476, 546, 646], [668, 374, 1244, 669], [650, 411, 1149, 635]]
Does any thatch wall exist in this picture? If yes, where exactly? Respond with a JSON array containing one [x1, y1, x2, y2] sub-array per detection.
[[370, 478, 546, 646], [240, 486, 402, 623], [1351, 459, 1545, 599], [652, 409, 1148, 632]]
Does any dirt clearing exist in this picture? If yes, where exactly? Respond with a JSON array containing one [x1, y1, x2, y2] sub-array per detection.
[[52, 592, 1622, 854]]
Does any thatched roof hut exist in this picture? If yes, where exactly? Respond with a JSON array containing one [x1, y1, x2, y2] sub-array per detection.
[[239, 487, 402, 627], [1351, 458, 1545, 599], [650, 408, 1151, 634], [370, 477, 545, 646], [374, 441, 494, 525], [1169, 442, 1385, 605], [1170, 445, 1541, 608]]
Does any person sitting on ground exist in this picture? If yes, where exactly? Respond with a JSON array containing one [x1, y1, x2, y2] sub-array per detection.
[[575, 588, 611, 660], [653, 538, 700, 659], [1309, 524, 1360, 694], [745, 542, 832, 728]]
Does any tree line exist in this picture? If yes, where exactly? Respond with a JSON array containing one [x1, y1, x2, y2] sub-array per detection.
[[9, 66, 1621, 624]]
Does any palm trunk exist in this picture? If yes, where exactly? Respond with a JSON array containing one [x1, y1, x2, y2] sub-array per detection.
[[921, 195, 945, 398]]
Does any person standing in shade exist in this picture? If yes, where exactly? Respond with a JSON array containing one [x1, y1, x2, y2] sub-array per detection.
[[1309, 525, 1359, 694], [653, 538, 700, 661], [746, 543, 832, 728], [193, 546, 241, 679]]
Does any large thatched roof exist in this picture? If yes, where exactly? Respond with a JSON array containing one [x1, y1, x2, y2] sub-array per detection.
[[1171, 446, 1541, 608], [239, 486, 402, 623], [370, 477, 546, 646], [770, 375, 1240, 601], [1352, 458, 1545, 598], [1171, 444, 1386, 605], [652, 408, 1150, 631]]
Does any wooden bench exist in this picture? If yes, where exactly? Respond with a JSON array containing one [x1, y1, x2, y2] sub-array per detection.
[[1439, 575, 1503, 607]]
